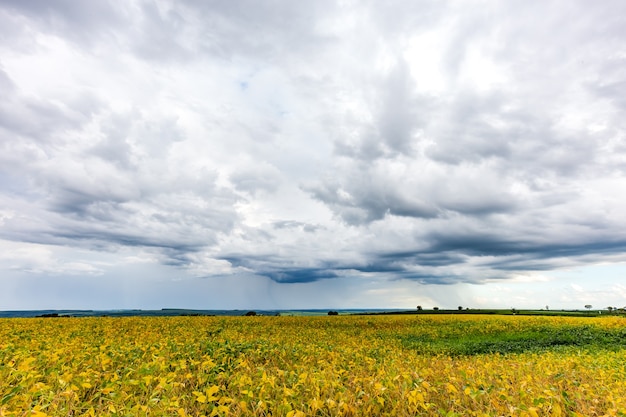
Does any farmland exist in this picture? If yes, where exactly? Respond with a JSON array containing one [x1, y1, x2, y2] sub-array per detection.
[[1, 315, 626, 416]]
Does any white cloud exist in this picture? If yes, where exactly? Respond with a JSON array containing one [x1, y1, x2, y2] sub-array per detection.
[[0, 241, 104, 275], [1, 0, 626, 309]]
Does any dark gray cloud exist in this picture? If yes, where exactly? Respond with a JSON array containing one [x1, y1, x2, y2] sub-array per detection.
[[306, 172, 440, 225], [221, 255, 340, 283], [217, 229, 626, 286], [254, 267, 341, 284]]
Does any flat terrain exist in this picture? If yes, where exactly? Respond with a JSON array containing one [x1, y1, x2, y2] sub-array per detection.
[[1, 315, 626, 416]]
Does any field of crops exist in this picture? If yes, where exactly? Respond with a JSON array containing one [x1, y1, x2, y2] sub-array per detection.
[[1, 315, 626, 416]]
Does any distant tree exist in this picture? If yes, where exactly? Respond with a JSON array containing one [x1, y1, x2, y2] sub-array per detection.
[[584, 304, 593, 311], [545, 305, 549, 311], [327, 311, 339, 316], [458, 306, 463, 311], [607, 306, 614, 313], [245, 311, 257, 316], [417, 305, 423, 311], [433, 307, 439, 311]]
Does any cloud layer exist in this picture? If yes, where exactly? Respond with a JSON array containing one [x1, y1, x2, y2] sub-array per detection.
[[1, 1, 626, 308]]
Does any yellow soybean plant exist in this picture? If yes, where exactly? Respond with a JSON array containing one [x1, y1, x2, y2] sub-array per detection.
[[1, 315, 626, 416]]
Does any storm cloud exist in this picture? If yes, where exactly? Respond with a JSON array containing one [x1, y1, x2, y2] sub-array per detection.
[[1, 0, 626, 309]]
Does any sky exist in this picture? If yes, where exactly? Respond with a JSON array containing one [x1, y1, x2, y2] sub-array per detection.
[[1, 1, 626, 311]]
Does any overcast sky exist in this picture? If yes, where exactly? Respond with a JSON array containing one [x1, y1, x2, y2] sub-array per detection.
[[1, 0, 626, 311]]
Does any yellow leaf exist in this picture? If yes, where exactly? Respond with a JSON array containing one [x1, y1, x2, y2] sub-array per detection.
[[206, 385, 220, 401], [446, 383, 458, 394], [18, 357, 36, 371]]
